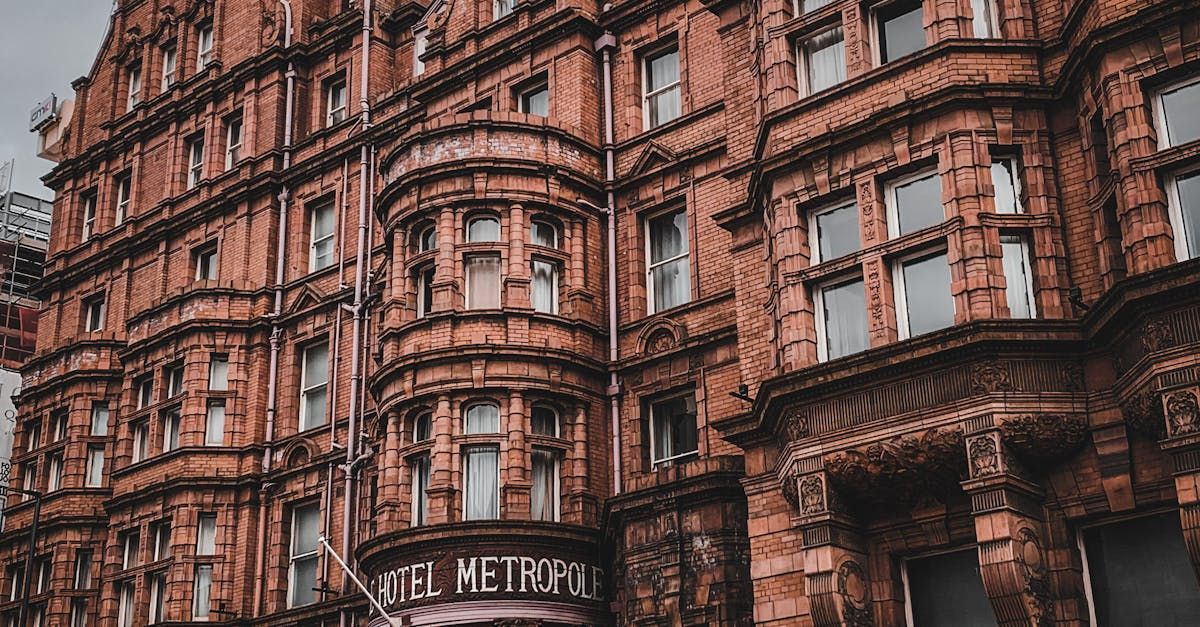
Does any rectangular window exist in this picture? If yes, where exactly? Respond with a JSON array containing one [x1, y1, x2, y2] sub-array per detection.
[[970, 0, 999, 38], [51, 410, 68, 441], [187, 135, 205, 189], [531, 259, 559, 314], [122, 531, 141, 569], [531, 406, 558, 437], [991, 156, 1022, 214], [197, 513, 217, 555], [650, 394, 698, 465], [85, 446, 105, 487], [74, 550, 92, 589], [47, 453, 63, 492], [325, 75, 347, 126], [166, 363, 185, 397], [1082, 512, 1200, 625], [197, 25, 213, 68], [194, 242, 218, 281], [530, 447, 559, 522], [816, 277, 869, 361], [463, 446, 500, 520], [152, 521, 171, 561], [903, 548, 996, 626], [411, 453, 429, 526], [162, 409, 181, 453], [796, 0, 834, 13], [875, 0, 926, 64], [810, 201, 859, 264], [894, 251, 955, 338], [34, 558, 50, 594], [309, 201, 335, 271], [1000, 234, 1035, 318], [71, 599, 88, 627], [136, 375, 154, 409], [25, 421, 40, 453], [643, 46, 681, 129], [148, 571, 167, 623], [162, 45, 177, 89], [886, 170, 943, 237], [798, 27, 846, 96], [1156, 76, 1200, 149], [8, 565, 23, 601], [127, 65, 142, 111], [205, 402, 225, 446], [465, 404, 500, 434], [91, 403, 109, 436], [1166, 170, 1200, 261], [81, 192, 97, 240], [416, 265, 435, 318], [518, 82, 549, 117], [287, 503, 319, 608], [83, 294, 105, 332], [20, 462, 35, 494], [115, 172, 132, 224], [193, 564, 213, 620], [647, 208, 690, 313], [224, 116, 243, 170], [413, 28, 428, 76], [494, 0, 516, 20], [465, 256, 501, 310], [300, 343, 329, 431], [208, 355, 229, 391], [132, 421, 150, 463], [117, 580, 135, 627]]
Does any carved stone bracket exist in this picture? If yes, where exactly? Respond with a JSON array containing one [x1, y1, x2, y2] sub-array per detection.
[[824, 428, 966, 512], [1000, 413, 1088, 464], [1122, 387, 1166, 439], [1164, 387, 1200, 437]]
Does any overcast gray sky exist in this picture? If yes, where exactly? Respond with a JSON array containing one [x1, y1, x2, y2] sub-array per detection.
[[1, 3, 115, 199]]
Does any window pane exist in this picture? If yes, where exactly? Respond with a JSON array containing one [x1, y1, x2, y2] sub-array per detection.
[[304, 344, 328, 386], [1174, 171, 1200, 259], [879, 0, 926, 63], [464, 447, 499, 520], [1000, 235, 1034, 318], [86, 447, 104, 487], [465, 404, 500, 434], [531, 260, 558, 314], [804, 28, 846, 94], [653, 395, 697, 462], [901, 253, 955, 336], [1084, 513, 1200, 625], [800, 0, 833, 12], [815, 203, 859, 261], [907, 549, 997, 627], [206, 403, 225, 445], [821, 279, 869, 359], [290, 556, 317, 607], [419, 227, 437, 251], [193, 565, 212, 619], [649, 210, 688, 264], [303, 387, 326, 430], [522, 87, 549, 116], [991, 159, 1020, 213], [531, 221, 558, 248], [91, 405, 109, 436], [209, 356, 228, 391], [970, 0, 997, 38], [531, 448, 557, 521], [412, 454, 429, 525], [646, 49, 679, 93], [651, 257, 691, 312], [466, 257, 501, 309], [292, 505, 319, 555], [197, 515, 217, 555], [648, 86, 681, 128], [1162, 81, 1200, 147], [892, 172, 943, 235], [414, 412, 433, 442], [531, 406, 557, 436], [418, 265, 435, 317], [467, 217, 500, 242]]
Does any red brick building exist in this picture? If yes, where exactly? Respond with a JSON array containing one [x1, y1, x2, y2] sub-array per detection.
[[6, 0, 1200, 625]]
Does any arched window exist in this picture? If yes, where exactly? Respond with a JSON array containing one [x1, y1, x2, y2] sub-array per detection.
[[464, 402, 500, 434], [413, 411, 433, 442], [530, 219, 558, 248], [467, 216, 500, 242], [417, 225, 437, 252], [531, 405, 559, 437]]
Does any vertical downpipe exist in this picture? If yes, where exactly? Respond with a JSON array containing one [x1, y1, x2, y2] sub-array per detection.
[[596, 33, 622, 495]]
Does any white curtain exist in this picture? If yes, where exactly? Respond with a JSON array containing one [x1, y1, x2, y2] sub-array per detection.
[[1000, 236, 1033, 318], [530, 449, 556, 521], [193, 565, 212, 619], [466, 256, 501, 309], [412, 455, 430, 525], [822, 279, 868, 359], [465, 403, 500, 434], [531, 260, 558, 314], [206, 403, 225, 445], [197, 515, 216, 555], [806, 28, 845, 93], [465, 447, 499, 520]]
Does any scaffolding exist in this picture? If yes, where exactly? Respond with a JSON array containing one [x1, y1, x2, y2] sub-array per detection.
[[0, 186, 51, 369]]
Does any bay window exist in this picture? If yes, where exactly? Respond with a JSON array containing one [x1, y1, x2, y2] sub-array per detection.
[[463, 446, 500, 520], [643, 45, 681, 129], [798, 27, 846, 97], [1155, 76, 1200, 149], [530, 447, 559, 522], [875, 0, 926, 64], [1166, 170, 1200, 261], [531, 259, 559, 314], [647, 208, 690, 313], [1000, 234, 1035, 318], [287, 503, 319, 607], [816, 277, 869, 361], [887, 170, 944, 236], [650, 393, 698, 465], [466, 256, 501, 310], [894, 250, 955, 338], [300, 343, 329, 431]]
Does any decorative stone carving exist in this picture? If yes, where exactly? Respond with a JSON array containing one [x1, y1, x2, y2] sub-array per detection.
[[1165, 389, 1200, 437], [1014, 527, 1054, 626], [800, 474, 826, 515], [1141, 319, 1175, 352], [780, 473, 799, 511], [971, 361, 1014, 394], [1122, 388, 1166, 439], [1001, 414, 1088, 462], [837, 560, 872, 627], [645, 329, 675, 354], [824, 428, 966, 509], [967, 434, 1000, 478], [1061, 362, 1085, 392], [637, 318, 687, 356], [783, 407, 809, 442]]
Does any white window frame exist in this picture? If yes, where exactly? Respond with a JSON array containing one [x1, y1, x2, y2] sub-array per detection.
[[209, 355, 229, 391], [410, 453, 430, 527], [531, 258, 559, 314], [52, 411, 68, 441], [187, 135, 205, 189], [1153, 74, 1200, 150], [412, 27, 428, 77], [649, 393, 698, 466], [117, 580, 135, 627], [309, 202, 335, 272], [132, 421, 150, 463], [162, 45, 178, 89], [115, 173, 132, 224], [47, 453, 62, 492], [462, 445, 501, 521], [530, 446, 560, 522], [417, 225, 437, 252], [136, 376, 154, 409], [465, 255, 502, 310], [197, 25, 213, 69], [205, 401, 225, 446], [287, 503, 319, 608], [127, 65, 142, 111], [530, 219, 559, 248], [517, 81, 549, 116], [148, 571, 167, 623], [196, 513, 217, 555], [795, 26, 846, 98], [74, 551, 92, 589], [813, 274, 867, 362], [299, 343, 329, 432], [91, 403, 109, 436], [416, 264, 435, 318], [81, 193, 97, 240], [84, 296, 106, 332], [166, 364, 185, 397], [530, 404, 559, 437], [70, 599, 88, 627], [871, 0, 927, 66], [969, 0, 1001, 38], [645, 206, 691, 314], [1000, 233, 1037, 318], [85, 446, 105, 487], [808, 200, 858, 265], [885, 169, 942, 239], [162, 409, 181, 453], [1165, 167, 1200, 262], [892, 247, 955, 340], [224, 116, 243, 170], [493, 0, 516, 20], [152, 521, 171, 561], [325, 75, 347, 127], [990, 155, 1023, 214], [466, 215, 501, 242], [642, 44, 682, 130], [193, 564, 213, 621], [122, 532, 140, 569], [194, 242, 219, 281]]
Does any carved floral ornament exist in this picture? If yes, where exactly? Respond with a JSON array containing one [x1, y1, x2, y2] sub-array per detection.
[[1141, 319, 1176, 353], [837, 560, 873, 627], [1121, 387, 1166, 439], [971, 361, 1015, 394], [1000, 413, 1088, 462], [781, 407, 809, 443], [1014, 526, 1054, 626], [967, 433, 1001, 478], [823, 428, 966, 511], [1165, 388, 1200, 437]]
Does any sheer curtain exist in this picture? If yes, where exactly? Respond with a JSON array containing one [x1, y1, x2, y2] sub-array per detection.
[[466, 256, 501, 309], [530, 449, 556, 521], [822, 279, 868, 359], [805, 28, 845, 94], [465, 403, 500, 434], [649, 210, 690, 311], [465, 447, 499, 520], [412, 454, 430, 525], [531, 260, 559, 314], [193, 565, 213, 619]]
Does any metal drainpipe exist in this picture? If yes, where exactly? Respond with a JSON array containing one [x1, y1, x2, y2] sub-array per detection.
[[595, 32, 622, 495], [254, 0, 294, 616], [341, 2, 374, 625]]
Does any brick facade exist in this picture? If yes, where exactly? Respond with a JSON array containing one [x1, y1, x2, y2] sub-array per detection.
[[6, 0, 1200, 625]]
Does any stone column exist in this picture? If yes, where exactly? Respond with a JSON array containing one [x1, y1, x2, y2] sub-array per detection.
[[505, 203, 530, 309], [377, 410, 403, 526], [427, 394, 454, 523], [504, 391, 530, 519], [433, 207, 457, 311]]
